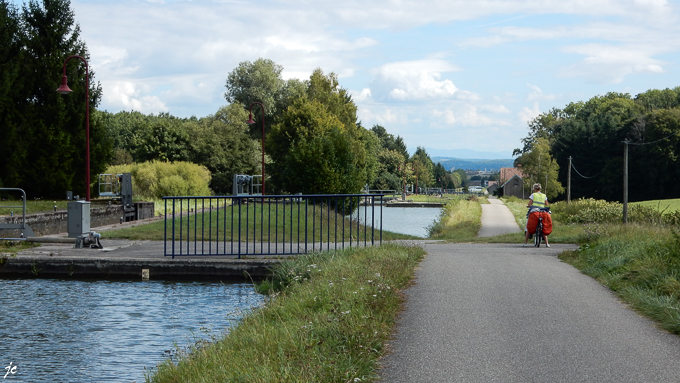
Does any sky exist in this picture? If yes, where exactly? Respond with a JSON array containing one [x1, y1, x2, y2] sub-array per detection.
[[19, 0, 680, 158]]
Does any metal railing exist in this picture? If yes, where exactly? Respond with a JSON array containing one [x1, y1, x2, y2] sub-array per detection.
[[163, 194, 384, 258], [0, 188, 35, 239]]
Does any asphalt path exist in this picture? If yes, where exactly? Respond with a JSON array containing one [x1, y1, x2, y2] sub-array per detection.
[[477, 197, 522, 237], [379, 203, 680, 382]]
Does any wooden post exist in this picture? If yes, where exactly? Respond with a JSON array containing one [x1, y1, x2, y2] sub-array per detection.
[[623, 141, 629, 224], [567, 156, 572, 205]]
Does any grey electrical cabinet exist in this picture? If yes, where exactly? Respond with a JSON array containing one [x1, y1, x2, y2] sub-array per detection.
[[68, 201, 91, 238]]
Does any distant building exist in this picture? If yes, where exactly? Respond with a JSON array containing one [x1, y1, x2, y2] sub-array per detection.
[[487, 182, 499, 195], [499, 167, 525, 199]]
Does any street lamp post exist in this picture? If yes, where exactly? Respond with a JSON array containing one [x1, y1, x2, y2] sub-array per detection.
[[413, 165, 418, 195], [399, 164, 407, 201], [246, 102, 266, 195], [56, 55, 90, 201]]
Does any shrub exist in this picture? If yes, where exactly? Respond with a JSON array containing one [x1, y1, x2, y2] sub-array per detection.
[[105, 161, 211, 199], [628, 204, 663, 225], [664, 210, 680, 226], [553, 198, 664, 225]]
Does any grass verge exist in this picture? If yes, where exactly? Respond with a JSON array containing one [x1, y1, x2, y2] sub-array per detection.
[[427, 197, 481, 241], [146, 243, 425, 383], [560, 224, 680, 334], [102, 204, 418, 241]]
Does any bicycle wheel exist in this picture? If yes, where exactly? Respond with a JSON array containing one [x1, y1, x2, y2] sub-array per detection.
[[534, 222, 542, 247]]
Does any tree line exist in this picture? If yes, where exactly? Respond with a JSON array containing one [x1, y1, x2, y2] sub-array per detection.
[[0, 0, 463, 199], [103, 58, 466, 195], [514, 87, 680, 202]]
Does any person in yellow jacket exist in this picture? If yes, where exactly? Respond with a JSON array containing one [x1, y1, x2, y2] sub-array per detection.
[[524, 183, 550, 247]]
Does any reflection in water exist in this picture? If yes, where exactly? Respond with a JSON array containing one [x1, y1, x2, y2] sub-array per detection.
[[357, 206, 442, 238], [0, 278, 264, 382]]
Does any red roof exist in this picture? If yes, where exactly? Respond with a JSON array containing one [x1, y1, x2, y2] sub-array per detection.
[[499, 167, 524, 184]]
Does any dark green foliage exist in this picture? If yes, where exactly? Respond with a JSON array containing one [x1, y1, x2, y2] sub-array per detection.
[[0, 1, 22, 189], [269, 98, 368, 194], [267, 69, 377, 195], [372, 171, 402, 191], [518, 88, 680, 202], [134, 115, 190, 162], [224, 58, 306, 140], [101, 105, 261, 195], [0, 0, 111, 198]]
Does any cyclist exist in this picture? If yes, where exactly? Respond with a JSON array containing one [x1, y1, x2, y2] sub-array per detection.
[[523, 183, 550, 247]]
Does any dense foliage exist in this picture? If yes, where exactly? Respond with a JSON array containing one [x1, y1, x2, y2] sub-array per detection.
[[515, 88, 680, 202], [0, 0, 111, 198]]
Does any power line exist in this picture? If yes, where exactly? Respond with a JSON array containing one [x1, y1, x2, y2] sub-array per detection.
[[625, 129, 680, 146], [571, 161, 600, 179]]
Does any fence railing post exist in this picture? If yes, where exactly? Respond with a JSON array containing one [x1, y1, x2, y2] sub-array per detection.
[[162, 194, 384, 257]]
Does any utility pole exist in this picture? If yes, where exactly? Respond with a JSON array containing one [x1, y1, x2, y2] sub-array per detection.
[[623, 141, 629, 224], [567, 156, 572, 205]]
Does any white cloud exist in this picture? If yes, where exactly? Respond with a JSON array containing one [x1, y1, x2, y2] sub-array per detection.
[[104, 81, 168, 114], [518, 103, 541, 125], [461, 105, 495, 127], [560, 44, 666, 83], [526, 84, 556, 102], [431, 109, 457, 125], [372, 59, 461, 101], [359, 106, 409, 126], [479, 104, 511, 114], [454, 90, 482, 102], [352, 88, 372, 102]]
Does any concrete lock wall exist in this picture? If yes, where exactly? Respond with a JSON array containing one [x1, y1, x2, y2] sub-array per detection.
[[0, 202, 155, 237]]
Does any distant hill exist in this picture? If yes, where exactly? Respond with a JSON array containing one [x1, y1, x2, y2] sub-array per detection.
[[424, 148, 513, 160], [432, 157, 514, 171]]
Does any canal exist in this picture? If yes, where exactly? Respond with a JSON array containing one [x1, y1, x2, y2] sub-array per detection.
[[0, 206, 440, 382], [358, 206, 443, 238], [0, 278, 265, 382]]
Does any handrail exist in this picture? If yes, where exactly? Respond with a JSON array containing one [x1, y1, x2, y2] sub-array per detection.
[[0, 188, 32, 239], [163, 194, 384, 258]]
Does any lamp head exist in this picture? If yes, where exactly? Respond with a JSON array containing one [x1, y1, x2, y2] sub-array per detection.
[[246, 113, 256, 125], [56, 75, 72, 94]]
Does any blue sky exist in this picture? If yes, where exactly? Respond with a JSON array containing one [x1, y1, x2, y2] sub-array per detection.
[[25, 0, 680, 158]]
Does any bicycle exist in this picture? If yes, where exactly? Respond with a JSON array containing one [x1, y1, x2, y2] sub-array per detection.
[[534, 215, 543, 247]]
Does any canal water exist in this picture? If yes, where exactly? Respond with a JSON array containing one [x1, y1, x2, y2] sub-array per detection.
[[0, 278, 265, 382], [357, 206, 443, 238]]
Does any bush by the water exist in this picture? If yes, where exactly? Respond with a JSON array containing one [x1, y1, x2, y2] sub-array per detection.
[[106, 161, 211, 199]]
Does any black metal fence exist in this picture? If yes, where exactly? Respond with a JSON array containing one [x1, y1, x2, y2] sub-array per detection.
[[163, 194, 384, 258]]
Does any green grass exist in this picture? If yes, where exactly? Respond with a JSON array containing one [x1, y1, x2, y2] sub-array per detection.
[[560, 224, 680, 335], [427, 197, 482, 241], [632, 198, 680, 215], [0, 199, 69, 216], [0, 198, 171, 217], [0, 240, 38, 256], [146, 244, 426, 383], [406, 194, 455, 203], [102, 203, 417, 241]]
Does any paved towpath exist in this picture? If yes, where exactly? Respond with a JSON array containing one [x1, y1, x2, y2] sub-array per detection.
[[477, 196, 522, 237], [378, 201, 680, 382]]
